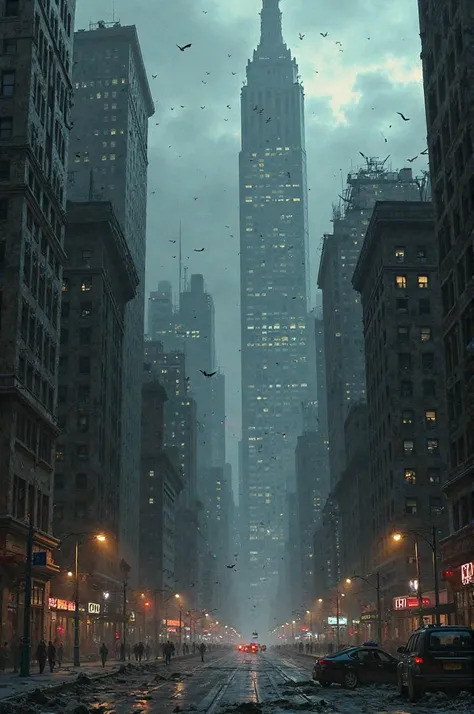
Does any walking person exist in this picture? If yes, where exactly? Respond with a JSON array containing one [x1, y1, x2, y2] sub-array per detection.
[[36, 640, 47, 674], [165, 641, 172, 665], [137, 641, 144, 662], [47, 641, 56, 672], [99, 642, 108, 668], [56, 642, 63, 669], [199, 642, 206, 663], [0, 642, 8, 673]]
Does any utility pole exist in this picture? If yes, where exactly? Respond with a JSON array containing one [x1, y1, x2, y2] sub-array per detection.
[[73, 540, 80, 666], [414, 537, 424, 627], [122, 578, 128, 657], [376, 571, 382, 645], [20, 515, 34, 677], [335, 593, 340, 651]]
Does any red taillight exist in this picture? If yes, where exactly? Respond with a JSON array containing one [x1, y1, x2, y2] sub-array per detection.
[[414, 656, 424, 665], [318, 659, 331, 665]]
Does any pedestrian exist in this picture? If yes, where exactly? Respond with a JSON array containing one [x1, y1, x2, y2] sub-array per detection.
[[137, 641, 144, 662], [47, 641, 56, 672], [145, 643, 151, 660], [192, 641, 196, 655], [161, 642, 166, 660], [133, 643, 138, 661], [126, 642, 131, 661], [57, 642, 63, 669], [99, 642, 108, 668], [37, 639, 47, 673], [165, 640, 172, 665], [0, 642, 7, 673], [199, 642, 206, 663], [120, 642, 125, 661]]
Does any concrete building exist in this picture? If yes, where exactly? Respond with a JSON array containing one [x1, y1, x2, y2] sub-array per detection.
[[417, 0, 474, 625], [0, 0, 76, 644], [68, 21, 154, 572], [353, 201, 449, 637], [148, 281, 178, 351], [239, 0, 310, 627], [318, 162, 423, 489], [210, 372, 226, 469], [139, 380, 182, 642], [314, 315, 328, 438]]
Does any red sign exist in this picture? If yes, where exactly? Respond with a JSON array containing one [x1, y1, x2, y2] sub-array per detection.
[[49, 598, 75, 612], [393, 596, 431, 610], [461, 562, 474, 585]]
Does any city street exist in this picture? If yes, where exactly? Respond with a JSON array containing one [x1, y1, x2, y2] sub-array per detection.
[[1, 648, 473, 714]]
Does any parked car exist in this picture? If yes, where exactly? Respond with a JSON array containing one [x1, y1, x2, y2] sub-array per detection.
[[312, 643, 398, 688], [397, 625, 474, 702]]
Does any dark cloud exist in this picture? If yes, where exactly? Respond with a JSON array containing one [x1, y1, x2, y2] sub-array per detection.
[[76, 1, 427, 479]]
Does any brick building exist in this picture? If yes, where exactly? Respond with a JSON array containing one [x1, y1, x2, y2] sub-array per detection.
[[52, 201, 137, 654], [0, 0, 76, 644], [353, 201, 450, 639], [417, 0, 474, 625]]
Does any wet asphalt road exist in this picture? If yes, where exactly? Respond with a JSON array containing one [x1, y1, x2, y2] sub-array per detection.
[[11, 649, 474, 713]]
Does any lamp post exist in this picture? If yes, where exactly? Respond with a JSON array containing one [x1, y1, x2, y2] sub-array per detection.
[[175, 593, 182, 648], [392, 528, 440, 626], [19, 514, 34, 677], [306, 610, 313, 638], [72, 534, 106, 667], [348, 573, 382, 644]]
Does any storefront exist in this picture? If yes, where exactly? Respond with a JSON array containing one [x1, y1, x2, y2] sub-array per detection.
[[359, 610, 378, 643], [442, 561, 474, 628], [391, 590, 453, 641]]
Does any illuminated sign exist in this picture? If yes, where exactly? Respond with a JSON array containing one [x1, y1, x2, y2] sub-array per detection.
[[461, 562, 474, 585], [88, 602, 101, 614], [360, 611, 377, 622], [393, 596, 430, 610], [49, 598, 75, 612], [328, 617, 347, 626]]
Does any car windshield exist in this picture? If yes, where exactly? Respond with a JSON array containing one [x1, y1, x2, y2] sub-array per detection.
[[428, 630, 474, 651]]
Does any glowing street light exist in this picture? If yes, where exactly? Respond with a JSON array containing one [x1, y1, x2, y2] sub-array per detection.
[[96, 534, 106, 542], [392, 532, 402, 542]]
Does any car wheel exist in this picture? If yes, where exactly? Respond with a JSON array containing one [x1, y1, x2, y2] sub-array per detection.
[[319, 680, 331, 687], [408, 674, 422, 702], [397, 670, 405, 697], [343, 670, 358, 689]]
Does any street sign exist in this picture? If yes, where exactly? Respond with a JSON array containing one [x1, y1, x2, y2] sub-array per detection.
[[33, 552, 47, 566]]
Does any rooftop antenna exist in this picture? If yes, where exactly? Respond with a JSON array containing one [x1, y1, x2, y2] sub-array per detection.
[[112, 0, 115, 22]]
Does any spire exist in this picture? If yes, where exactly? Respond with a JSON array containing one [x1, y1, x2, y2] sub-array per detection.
[[259, 0, 284, 52]]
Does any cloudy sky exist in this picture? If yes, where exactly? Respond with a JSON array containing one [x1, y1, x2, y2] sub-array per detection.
[[76, 0, 428, 482]]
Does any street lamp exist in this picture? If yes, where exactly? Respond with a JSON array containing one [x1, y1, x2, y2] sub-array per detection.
[[392, 527, 440, 626], [349, 573, 382, 644], [72, 534, 107, 667], [306, 610, 313, 636], [175, 593, 182, 647]]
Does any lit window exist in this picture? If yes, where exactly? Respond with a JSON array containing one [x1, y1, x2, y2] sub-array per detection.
[[101, 155, 107, 161], [81, 277, 92, 292], [428, 468, 440, 484], [403, 440, 414, 455], [418, 275, 429, 288], [96, 92, 101, 99], [420, 327, 431, 342], [404, 469, 416, 484], [395, 247, 405, 263], [149, 470, 155, 477], [112, 78, 119, 85], [395, 275, 407, 289], [148, 497, 154, 504], [109, 154, 115, 160], [425, 410, 437, 427], [111, 128, 116, 135], [62, 278, 69, 293], [427, 438, 439, 454]]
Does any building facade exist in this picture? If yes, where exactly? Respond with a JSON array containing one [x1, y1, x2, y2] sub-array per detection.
[[0, 0, 76, 645], [148, 281, 179, 351], [67, 22, 154, 571], [417, 0, 474, 626], [239, 0, 310, 627], [353, 201, 449, 638], [318, 163, 422, 489]]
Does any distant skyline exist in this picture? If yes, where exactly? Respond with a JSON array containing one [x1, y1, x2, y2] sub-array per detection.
[[75, 0, 429, 484]]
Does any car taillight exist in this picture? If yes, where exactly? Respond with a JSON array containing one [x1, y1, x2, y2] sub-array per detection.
[[414, 656, 424, 665], [318, 659, 331, 665]]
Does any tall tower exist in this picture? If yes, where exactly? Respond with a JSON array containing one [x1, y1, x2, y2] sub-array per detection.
[[239, 0, 310, 628], [67, 22, 154, 571]]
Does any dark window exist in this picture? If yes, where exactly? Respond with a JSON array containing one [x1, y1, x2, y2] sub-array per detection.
[[401, 410, 414, 425], [80, 327, 91, 345], [81, 249, 92, 265], [0, 117, 13, 138], [78, 384, 90, 402], [428, 468, 441, 484], [397, 326, 409, 341], [58, 384, 67, 402], [0, 198, 8, 220], [74, 501, 87, 518], [405, 497, 418, 515], [58, 355, 68, 372], [423, 379, 436, 397], [416, 247, 427, 262], [75, 473, 87, 489], [54, 473, 64, 489], [4, 0, 19, 18], [396, 299, 408, 313], [1, 71, 15, 97], [80, 302, 92, 318], [0, 160, 10, 180], [422, 353, 435, 370], [77, 444, 89, 460], [395, 247, 405, 263], [419, 299, 431, 314], [398, 353, 412, 371], [401, 381, 413, 397], [60, 328, 68, 345], [403, 440, 414, 455], [78, 356, 90, 374], [77, 414, 89, 432], [61, 301, 69, 318], [430, 496, 444, 515], [420, 326, 431, 342], [2, 38, 17, 54]]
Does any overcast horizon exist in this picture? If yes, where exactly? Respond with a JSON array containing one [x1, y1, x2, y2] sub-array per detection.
[[76, 0, 430, 493]]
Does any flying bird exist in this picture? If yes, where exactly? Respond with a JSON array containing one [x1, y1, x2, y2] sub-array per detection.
[[193, 196, 198, 200], [335, 41, 342, 46], [200, 370, 217, 378], [169, 240, 176, 243], [200, 106, 206, 109], [266, 117, 272, 123], [177, 43, 192, 51], [152, 74, 158, 79], [359, 151, 367, 159], [320, 32, 328, 37], [420, 148, 429, 155], [227, 104, 231, 109], [397, 112, 410, 121], [232, 72, 237, 75], [226, 564, 236, 569], [299, 33, 305, 40], [407, 155, 418, 162], [194, 248, 205, 252]]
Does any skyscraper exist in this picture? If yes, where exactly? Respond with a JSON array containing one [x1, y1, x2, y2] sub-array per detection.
[[239, 0, 309, 625], [318, 162, 422, 488], [148, 281, 178, 351], [67, 22, 154, 569]]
